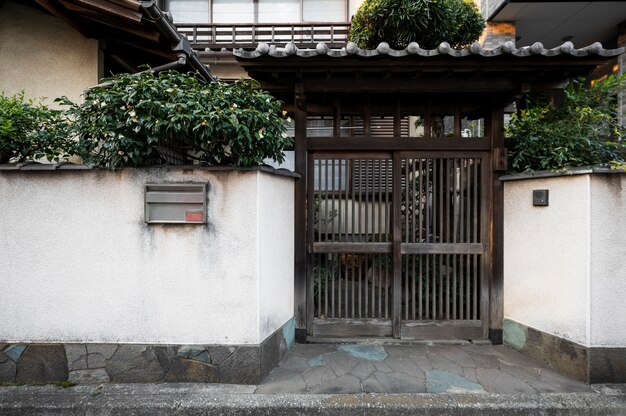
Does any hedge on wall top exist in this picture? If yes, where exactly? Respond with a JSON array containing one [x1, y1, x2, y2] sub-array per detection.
[[349, 0, 485, 50], [507, 74, 626, 172], [0, 91, 76, 164], [59, 70, 290, 170]]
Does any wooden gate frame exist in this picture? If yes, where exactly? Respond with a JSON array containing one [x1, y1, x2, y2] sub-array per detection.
[[293, 88, 506, 342]]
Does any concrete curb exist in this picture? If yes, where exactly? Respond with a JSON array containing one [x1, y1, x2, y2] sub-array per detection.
[[0, 384, 625, 416]]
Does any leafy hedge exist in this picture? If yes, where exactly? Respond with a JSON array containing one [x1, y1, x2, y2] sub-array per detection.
[[1, 71, 290, 169], [0, 92, 76, 164], [507, 75, 626, 172], [349, 0, 485, 50], [59, 71, 290, 169]]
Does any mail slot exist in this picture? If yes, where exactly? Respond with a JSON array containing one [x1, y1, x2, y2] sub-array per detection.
[[145, 183, 206, 224]]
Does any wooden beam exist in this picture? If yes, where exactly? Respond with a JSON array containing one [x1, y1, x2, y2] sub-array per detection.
[[63, 0, 143, 23], [306, 137, 491, 152], [107, 0, 142, 11], [34, 0, 92, 38]]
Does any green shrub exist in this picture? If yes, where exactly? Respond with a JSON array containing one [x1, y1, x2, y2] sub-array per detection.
[[507, 75, 626, 172], [349, 0, 485, 50], [59, 70, 290, 170], [0, 91, 76, 164]]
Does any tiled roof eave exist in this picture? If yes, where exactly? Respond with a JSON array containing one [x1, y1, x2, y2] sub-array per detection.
[[234, 40, 625, 59]]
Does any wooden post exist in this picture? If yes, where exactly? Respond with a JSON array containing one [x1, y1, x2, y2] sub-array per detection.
[[392, 152, 402, 338], [294, 84, 308, 341], [489, 107, 505, 344]]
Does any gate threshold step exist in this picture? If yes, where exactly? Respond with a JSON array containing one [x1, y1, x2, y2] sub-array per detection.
[[306, 337, 491, 346]]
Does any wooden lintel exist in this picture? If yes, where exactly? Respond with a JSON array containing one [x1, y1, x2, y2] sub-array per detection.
[[34, 0, 91, 38]]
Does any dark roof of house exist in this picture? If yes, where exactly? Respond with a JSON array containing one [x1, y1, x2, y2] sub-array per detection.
[[22, 0, 213, 81]]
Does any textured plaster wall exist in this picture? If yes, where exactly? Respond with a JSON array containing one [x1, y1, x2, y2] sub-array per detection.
[[257, 173, 295, 341], [504, 173, 626, 348], [589, 175, 626, 347], [503, 175, 591, 346], [0, 169, 294, 345], [0, 2, 99, 104]]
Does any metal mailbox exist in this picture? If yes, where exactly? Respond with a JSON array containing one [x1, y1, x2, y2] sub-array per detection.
[[145, 183, 207, 224]]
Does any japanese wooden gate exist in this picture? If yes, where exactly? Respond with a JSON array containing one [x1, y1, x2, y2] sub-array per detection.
[[302, 97, 498, 340], [234, 46, 614, 341]]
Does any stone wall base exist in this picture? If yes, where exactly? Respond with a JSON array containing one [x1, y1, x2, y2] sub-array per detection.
[[504, 319, 626, 384], [0, 318, 295, 385]]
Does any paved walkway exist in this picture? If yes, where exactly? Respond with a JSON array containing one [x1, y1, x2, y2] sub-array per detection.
[[257, 343, 592, 394]]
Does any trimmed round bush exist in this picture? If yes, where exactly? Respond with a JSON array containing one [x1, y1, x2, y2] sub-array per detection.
[[349, 0, 485, 50]]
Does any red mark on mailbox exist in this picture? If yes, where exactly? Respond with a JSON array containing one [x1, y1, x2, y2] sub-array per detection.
[[186, 211, 204, 222]]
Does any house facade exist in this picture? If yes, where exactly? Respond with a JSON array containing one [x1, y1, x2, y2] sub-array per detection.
[[1, 0, 625, 385]]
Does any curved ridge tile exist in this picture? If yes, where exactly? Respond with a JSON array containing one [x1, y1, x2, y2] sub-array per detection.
[[233, 41, 623, 59]]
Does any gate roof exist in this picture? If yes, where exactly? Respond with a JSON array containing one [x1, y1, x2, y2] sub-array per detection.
[[234, 41, 623, 110]]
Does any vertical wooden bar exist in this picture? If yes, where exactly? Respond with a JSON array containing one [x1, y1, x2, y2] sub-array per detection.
[[392, 152, 402, 338], [294, 85, 308, 337], [489, 108, 504, 343], [364, 161, 370, 317], [473, 159, 478, 320], [424, 100, 432, 139], [454, 158, 460, 319], [385, 158, 390, 319], [465, 158, 473, 319], [364, 101, 371, 137], [306, 152, 315, 329], [452, 158, 457, 319], [438, 158, 444, 319], [418, 158, 424, 319], [394, 99, 402, 137], [454, 101, 462, 137], [411, 158, 416, 320], [445, 158, 450, 320], [378, 159, 383, 317], [333, 100, 341, 137]]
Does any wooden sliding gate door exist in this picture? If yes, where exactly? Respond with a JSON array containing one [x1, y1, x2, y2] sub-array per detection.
[[307, 150, 490, 340]]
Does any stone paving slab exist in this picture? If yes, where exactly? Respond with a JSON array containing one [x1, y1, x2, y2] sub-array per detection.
[[257, 344, 595, 394]]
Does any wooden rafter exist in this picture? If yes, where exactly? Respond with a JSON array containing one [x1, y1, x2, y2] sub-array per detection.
[[106, 0, 141, 11], [34, 0, 92, 38], [62, 0, 143, 24]]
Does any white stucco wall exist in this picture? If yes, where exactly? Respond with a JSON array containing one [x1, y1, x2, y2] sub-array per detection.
[[504, 172, 626, 348], [0, 1, 99, 104], [589, 175, 626, 347], [0, 168, 294, 345], [258, 173, 295, 341], [504, 175, 591, 346]]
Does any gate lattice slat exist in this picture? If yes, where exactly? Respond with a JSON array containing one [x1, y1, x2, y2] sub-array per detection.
[[308, 151, 489, 339]]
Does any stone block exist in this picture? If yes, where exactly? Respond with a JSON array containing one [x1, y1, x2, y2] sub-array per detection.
[[64, 344, 87, 371], [590, 348, 626, 384], [154, 346, 176, 372], [16, 345, 68, 384], [260, 330, 281, 380], [207, 346, 235, 365], [0, 352, 16, 383], [68, 368, 110, 384], [177, 346, 210, 363], [105, 345, 165, 383], [87, 344, 118, 369], [218, 346, 260, 384], [165, 357, 219, 383], [3, 345, 26, 362]]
